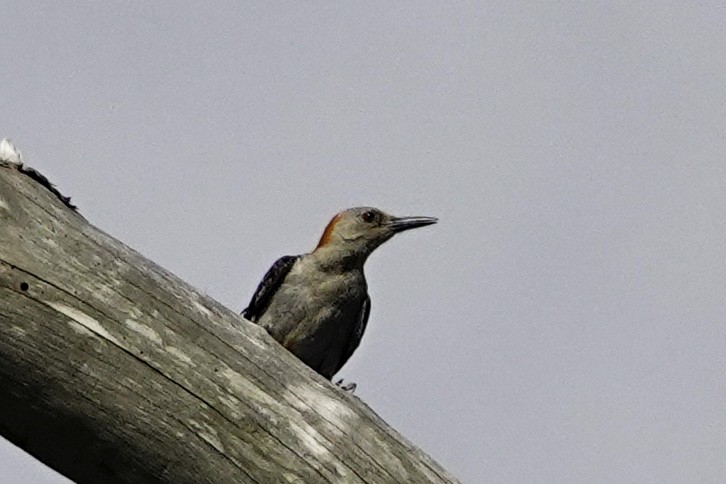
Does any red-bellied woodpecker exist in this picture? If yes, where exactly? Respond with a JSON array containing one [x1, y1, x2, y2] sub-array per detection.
[[242, 207, 437, 384]]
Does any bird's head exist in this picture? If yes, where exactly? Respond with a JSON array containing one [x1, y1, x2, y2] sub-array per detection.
[[314, 207, 437, 263]]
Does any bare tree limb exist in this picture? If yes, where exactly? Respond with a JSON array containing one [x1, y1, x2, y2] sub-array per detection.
[[0, 157, 458, 483]]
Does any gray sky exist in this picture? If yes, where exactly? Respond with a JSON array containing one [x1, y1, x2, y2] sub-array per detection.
[[2, 2, 726, 482]]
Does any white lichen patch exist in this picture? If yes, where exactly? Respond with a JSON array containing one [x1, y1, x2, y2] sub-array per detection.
[[0, 138, 22, 164], [289, 421, 330, 459], [220, 368, 280, 421], [125, 318, 163, 345], [91, 284, 120, 305], [220, 368, 274, 404], [192, 300, 212, 318], [48, 301, 121, 346], [241, 334, 267, 351], [237, 323, 271, 350], [166, 346, 195, 367], [217, 394, 242, 421], [42, 237, 59, 248], [285, 382, 357, 434]]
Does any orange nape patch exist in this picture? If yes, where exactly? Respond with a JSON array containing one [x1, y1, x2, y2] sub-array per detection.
[[315, 213, 342, 249]]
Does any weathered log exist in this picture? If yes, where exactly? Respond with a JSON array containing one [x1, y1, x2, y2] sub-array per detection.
[[0, 155, 458, 483]]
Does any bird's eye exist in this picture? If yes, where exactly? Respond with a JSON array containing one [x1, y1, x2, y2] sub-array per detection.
[[361, 211, 376, 223]]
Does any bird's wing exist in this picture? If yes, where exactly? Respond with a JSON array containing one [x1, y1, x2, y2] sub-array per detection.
[[241, 255, 299, 322], [336, 295, 371, 372]]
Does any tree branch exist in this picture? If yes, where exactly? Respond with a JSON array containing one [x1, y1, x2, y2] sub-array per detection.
[[0, 159, 458, 483]]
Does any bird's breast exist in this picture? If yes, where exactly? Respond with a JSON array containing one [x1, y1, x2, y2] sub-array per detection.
[[286, 269, 366, 311], [259, 265, 366, 337]]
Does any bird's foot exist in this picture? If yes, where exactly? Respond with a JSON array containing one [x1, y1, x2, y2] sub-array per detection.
[[334, 378, 357, 393]]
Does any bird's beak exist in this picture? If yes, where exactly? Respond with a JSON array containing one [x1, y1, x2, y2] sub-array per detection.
[[389, 215, 438, 233]]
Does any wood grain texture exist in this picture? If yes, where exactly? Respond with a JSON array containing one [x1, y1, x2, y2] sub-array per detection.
[[0, 164, 458, 483]]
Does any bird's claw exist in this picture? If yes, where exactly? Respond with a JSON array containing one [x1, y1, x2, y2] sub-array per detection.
[[335, 378, 357, 393]]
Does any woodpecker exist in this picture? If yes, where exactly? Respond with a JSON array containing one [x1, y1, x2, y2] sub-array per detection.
[[242, 207, 437, 382]]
